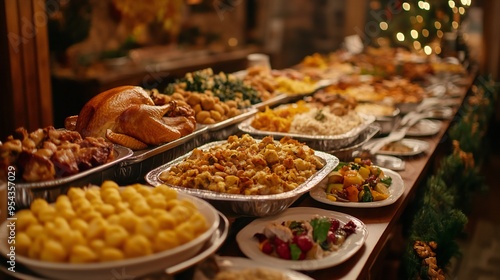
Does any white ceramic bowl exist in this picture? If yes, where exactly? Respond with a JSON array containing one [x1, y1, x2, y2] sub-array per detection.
[[0, 192, 220, 280]]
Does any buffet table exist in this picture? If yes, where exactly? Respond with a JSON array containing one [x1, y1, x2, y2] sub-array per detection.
[[213, 73, 475, 280]]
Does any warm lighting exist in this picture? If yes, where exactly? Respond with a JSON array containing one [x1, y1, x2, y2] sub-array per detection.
[[453, 7, 458, 13], [410, 16, 417, 24], [418, 1, 425, 9], [396, 32, 405, 41], [411, 29, 418, 39], [434, 21, 441, 29], [403, 2, 410, 11], [448, 0, 455, 8], [423, 2, 430, 10], [452, 21, 459, 29], [424, 45, 432, 55], [422, 29, 429, 37], [459, 7, 465, 14], [413, 41, 422, 50], [435, 46, 442, 54], [460, 0, 467, 5], [380, 22, 388, 30], [437, 30, 444, 38], [228, 37, 238, 47], [416, 15, 424, 23]]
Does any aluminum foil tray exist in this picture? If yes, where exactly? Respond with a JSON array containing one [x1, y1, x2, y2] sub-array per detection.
[[373, 107, 400, 135], [237, 113, 376, 151], [145, 140, 339, 217], [115, 126, 209, 185], [9, 145, 133, 209]]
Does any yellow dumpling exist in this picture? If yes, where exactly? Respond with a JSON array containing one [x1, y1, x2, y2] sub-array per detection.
[[123, 235, 152, 258], [70, 245, 98, 263], [40, 239, 67, 262], [99, 247, 125, 262], [153, 230, 179, 252], [104, 224, 128, 248], [16, 232, 31, 256]]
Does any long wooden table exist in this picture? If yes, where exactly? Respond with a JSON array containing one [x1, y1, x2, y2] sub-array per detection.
[[215, 74, 475, 280]]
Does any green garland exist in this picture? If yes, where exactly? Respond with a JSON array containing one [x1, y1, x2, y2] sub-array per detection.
[[401, 75, 498, 279]]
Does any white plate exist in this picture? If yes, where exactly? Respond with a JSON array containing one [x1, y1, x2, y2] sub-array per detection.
[[236, 207, 367, 271], [364, 138, 430, 156], [193, 256, 314, 280], [309, 168, 405, 208], [406, 119, 442, 137], [0, 192, 220, 280]]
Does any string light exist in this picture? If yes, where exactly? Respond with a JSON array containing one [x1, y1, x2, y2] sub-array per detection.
[[448, 0, 455, 8], [413, 41, 422, 50], [423, 2, 430, 10], [411, 29, 419, 39], [452, 21, 459, 29], [424, 45, 432, 55], [437, 30, 444, 38], [435, 46, 442, 54], [380, 22, 388, 30], [434, 21, 441, 29], [422, 29, 429, 37], [460, 0, 467, 5], [402, 2, 410, 11], [418, 1, 425, 9], [452, 7, 458, 13], [459, 7, 465, 14], [416, 15, 424, 23], [396, 32, 405, 41]]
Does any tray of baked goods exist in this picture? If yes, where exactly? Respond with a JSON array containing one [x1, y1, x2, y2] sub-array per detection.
[[145, 134, 339, 217], [0, 126, 133, 209]]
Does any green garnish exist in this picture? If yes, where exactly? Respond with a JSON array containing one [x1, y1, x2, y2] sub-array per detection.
[[380, 176, 392, 186], [310, 217, 331, 243]]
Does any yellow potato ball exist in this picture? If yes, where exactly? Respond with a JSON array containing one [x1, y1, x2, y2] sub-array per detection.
[[146, 194, 167, 209], [120, 187, 139, 202], [59, 208, 77, 221], [28, 234, 47, 259], [88, 239, 106, 254], [153, 184, 177, 200], [99, 247, 125, 262], [79, 210, 102, 223], [131, 201, 151, 217], [70, 245, 98, 263], [107, 214, 120, 225], [70, 218, 89, 234], [170, 205, 193, 224], [16, 210, 38, 231], [25, 224, 44, 239], [118, 211, 140, 233], [37, 206, 57, 224], [85, 187, 101, 202], [71, 197, 92, 212], [86, 218, 107, 240], [165, 199, 182, 211], [40, 239, 67, 262], [113, 202, 130, 213], [136, 186, 154, 197], [16, 232, 31, 256], [29, 199, 49, 214], [156, 212, 177, 230], [67, 188, 85, 201], [101, 189, 121, 205], [53, 216, 70, 230], [153, 230, 179, 253], [55, 196, 72, 211], [60, 230, 86, 252], [134, 216, 159, 240], [95, 203, 115, 217], [123, 235, 152, 258], [104, 224, 128, 248], [100, 180, 119, 191], [174, 223, 196, 245], [188, 212, 208, 234]]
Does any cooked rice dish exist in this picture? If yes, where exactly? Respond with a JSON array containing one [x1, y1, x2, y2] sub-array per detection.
[[289, 108, 363, 136]]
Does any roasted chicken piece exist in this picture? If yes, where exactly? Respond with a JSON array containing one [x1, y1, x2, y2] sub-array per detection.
[[65, 86, 196, 150]]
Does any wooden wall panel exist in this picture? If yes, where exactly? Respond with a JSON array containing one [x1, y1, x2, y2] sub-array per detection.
[[0, 0, 52, 139]]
